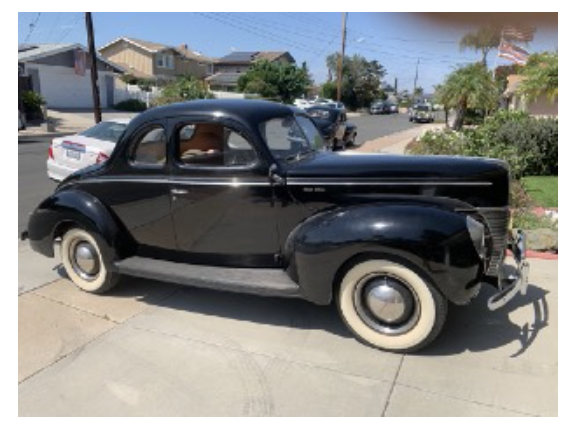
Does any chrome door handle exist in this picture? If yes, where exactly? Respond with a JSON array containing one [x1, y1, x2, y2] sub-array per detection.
[[171, 188, 189, 195]]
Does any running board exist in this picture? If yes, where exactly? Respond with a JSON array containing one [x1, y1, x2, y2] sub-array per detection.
[[114, 257, 300, 298]]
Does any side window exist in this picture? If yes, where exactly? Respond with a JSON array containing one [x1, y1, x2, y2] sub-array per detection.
[[131, 126, 166, 167], [262, 118, 308, 159], [177, 123, 257, 167]]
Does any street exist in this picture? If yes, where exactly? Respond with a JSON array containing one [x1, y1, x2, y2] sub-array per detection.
[[18, 138, 56, 236]]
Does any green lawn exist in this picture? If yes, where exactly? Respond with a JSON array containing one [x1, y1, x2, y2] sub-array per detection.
[[522, 176, 558, 208]]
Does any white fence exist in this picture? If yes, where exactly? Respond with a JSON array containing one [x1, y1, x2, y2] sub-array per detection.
[[114, 81, 161, 107], [113, 80, 257, 107]]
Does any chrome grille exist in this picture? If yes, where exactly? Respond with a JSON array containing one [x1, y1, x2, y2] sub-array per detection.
[[478, 208, 510, 276]]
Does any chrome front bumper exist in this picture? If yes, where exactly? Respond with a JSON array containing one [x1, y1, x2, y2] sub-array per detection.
[[488, 230, 530, 311]]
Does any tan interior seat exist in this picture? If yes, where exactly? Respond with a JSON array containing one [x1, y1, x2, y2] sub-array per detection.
[[180, 124, 224, 158]]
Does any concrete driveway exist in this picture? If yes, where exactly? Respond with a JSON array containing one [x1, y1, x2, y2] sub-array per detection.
[[18, 249, 557, 416]]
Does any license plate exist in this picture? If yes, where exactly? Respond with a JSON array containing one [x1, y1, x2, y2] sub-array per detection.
[[66, 150, 81, 160]]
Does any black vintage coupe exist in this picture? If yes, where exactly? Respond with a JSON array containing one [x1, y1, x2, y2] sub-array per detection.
[[305, 105, 357, 151], [24, 99, 529, 352]]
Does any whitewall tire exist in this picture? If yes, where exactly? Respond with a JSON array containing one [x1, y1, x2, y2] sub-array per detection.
[[338, 259, 447, 352], [61, 228, 118, 294]]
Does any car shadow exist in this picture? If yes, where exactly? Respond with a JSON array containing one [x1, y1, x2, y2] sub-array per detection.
[[419, 283, 550, 357], [54, 265, 551, 355]]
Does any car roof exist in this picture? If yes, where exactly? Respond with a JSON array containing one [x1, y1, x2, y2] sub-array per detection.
[[128, 99, 302, 130], [104, 118, 131, 125]]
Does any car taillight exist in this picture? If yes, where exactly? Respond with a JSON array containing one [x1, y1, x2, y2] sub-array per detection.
[[48, 146, 54, 160], [96, 152, 110, 164]]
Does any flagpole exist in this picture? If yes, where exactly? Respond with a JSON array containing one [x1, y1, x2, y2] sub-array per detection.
[[492, 28, 504, 79]]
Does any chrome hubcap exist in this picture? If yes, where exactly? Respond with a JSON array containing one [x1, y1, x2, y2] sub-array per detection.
[[363, 278, 414, 324], [354, 274, 420, 336], [70, 240, 100, 280]]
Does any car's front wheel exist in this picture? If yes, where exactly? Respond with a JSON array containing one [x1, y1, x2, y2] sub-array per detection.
[[61, 228, 119, 294], [337, 259, 447, 352]]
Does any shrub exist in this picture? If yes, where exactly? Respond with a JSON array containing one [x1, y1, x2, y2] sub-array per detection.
[[408, 110, 558, 178], [153, 75, 213, 107], [114, 99, 147, 112], [22, 91, 45, 115]]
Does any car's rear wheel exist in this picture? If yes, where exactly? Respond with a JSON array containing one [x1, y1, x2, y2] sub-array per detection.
[[61, 228, 119, 294], [337, 259, 447, 352]]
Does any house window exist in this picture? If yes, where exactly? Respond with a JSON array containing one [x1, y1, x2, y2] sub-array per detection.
[[156, 54, 174, 69]]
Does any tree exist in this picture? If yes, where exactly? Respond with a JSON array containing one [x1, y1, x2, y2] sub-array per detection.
[[413, 87, 424, 99], [438, 63, 499, 130], [154, 75, 213, 106], [323, 53, 387, 110], [237, 60, 311, 104], [518, 51, 558, 102], [460, 25, 502, 66], [494, 64, 523, 92]]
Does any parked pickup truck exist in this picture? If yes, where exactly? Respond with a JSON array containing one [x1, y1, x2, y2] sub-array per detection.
[[23, 99, 529, 352]]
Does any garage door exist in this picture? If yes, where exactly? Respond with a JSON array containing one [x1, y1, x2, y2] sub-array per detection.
[[36, 65, 109, 109]]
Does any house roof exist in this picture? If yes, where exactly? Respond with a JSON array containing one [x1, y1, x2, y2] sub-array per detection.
[[99, 37, 215, 63], [18, 43, 124, 73], [205, 72, 243, 86], [217, 51, 294, 64], [505, 74, 526, 95]]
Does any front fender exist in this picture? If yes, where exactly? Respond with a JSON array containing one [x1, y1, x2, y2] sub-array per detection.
[[285, 203, 483, 305], [27, 189, 134, 258]]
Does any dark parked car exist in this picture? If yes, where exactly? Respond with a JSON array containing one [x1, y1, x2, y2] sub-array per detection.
[[370, 101, 390, 115], [23, 99, 529, 352], [409, 104, 435, 123], [305, 105, 357, 150]]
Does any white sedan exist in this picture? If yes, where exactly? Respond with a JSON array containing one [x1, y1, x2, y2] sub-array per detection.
[[47, 119, 130, 182]]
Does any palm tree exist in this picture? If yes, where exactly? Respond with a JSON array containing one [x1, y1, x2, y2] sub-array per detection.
[[460, 25, 502, 66], [518, 51, 558, 102], [439, 64, 498, 130]]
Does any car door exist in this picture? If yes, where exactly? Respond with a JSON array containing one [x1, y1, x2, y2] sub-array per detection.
[[83, 119, 178, 254], [167, 117, 281, 268]]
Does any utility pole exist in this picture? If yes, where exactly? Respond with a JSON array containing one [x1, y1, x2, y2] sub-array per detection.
[[394, 77, 398, 96], [86, 12, 102, 123], [336, 12, 347, 102], [412, 59, 420, 101]]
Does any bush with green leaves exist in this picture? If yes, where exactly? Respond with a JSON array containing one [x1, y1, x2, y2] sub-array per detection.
[[408, 110, 558, 178], [22, 91, 46, 114], [114, 99, 147, 112], [153, 75, 214, 106]]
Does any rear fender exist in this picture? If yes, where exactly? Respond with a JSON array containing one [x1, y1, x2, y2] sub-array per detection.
[[284, 203, 483, 305], [27, 189, 135, 258]]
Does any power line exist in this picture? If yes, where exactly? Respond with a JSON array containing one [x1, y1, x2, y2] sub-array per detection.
[[23, 12, 42, 43], [55, 12, 83, 44], [195, 13, 325, 55], [46, 12, 62, 42]]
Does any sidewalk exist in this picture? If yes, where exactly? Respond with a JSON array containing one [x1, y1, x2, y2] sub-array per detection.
[[18, 240, 558, 416], [18, 109, 138, 141], [356, 124, 444, 155]]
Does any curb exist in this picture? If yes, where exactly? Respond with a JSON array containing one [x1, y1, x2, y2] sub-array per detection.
[[507, 249, 558, 260], [18, 132, 74, 143]]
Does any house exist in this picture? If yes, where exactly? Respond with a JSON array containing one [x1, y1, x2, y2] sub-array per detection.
[[206, 51, 295, 92], [98, 37, 214, 82], [504, 74, 558, 117], [18, 43, 124, 109]]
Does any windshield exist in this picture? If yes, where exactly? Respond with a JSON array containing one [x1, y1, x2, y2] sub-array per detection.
[[260, 115, 324, 161], [415, 106, 431, 112], [79, 121, 128, 143]]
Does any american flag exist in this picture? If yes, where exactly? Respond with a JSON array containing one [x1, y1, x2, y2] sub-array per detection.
[[502, 25, 536, 43], [498, 40, 530, 65]]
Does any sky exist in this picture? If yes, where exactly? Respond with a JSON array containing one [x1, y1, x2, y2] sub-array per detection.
[[18, 12, 558, 92]]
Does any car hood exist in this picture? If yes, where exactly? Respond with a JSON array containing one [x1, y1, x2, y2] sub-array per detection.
[[285, 152, 510, 207], [287, 152, 505, 180]]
